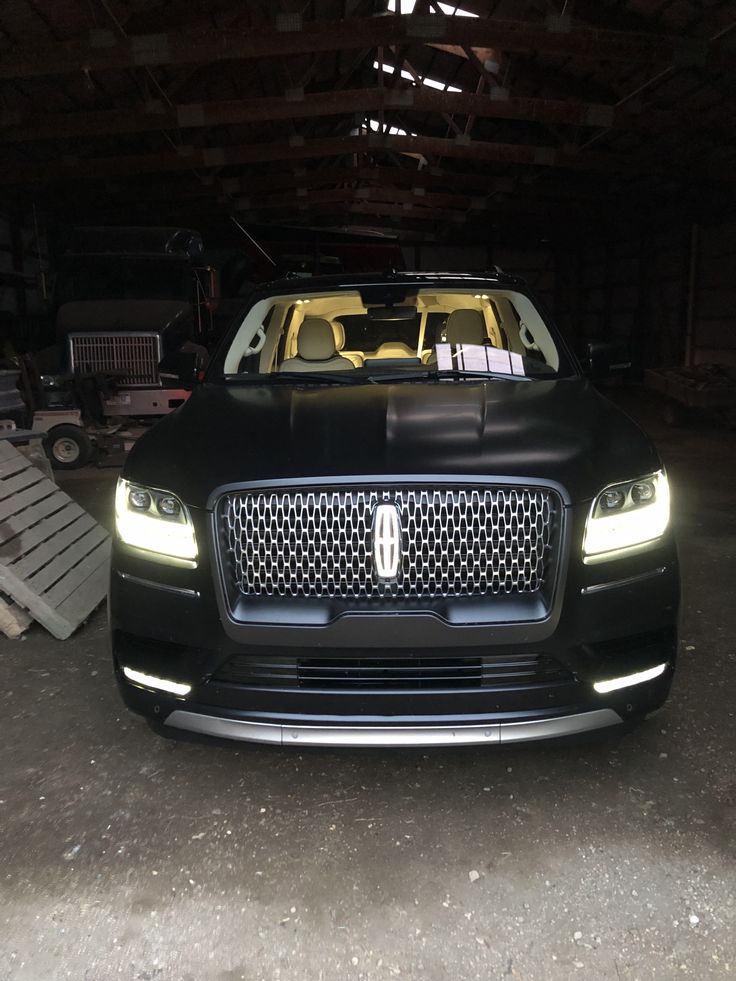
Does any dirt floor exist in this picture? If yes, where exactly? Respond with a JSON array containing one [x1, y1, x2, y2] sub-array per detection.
[[0, 390, 734, 981]]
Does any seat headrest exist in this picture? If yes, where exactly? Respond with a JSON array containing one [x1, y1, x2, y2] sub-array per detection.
[[297, 318, 338, 361], [332, 320, 346, 351], [445, 309, 487, 346]]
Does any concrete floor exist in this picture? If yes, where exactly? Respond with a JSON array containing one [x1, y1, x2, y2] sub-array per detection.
[[1, 394, 734, 981]]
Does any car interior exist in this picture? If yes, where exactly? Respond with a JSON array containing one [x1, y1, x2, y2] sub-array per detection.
[[222, 288, 560, 376]]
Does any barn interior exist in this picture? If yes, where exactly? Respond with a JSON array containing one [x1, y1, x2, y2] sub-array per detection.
[[1, 2, 735, 978]]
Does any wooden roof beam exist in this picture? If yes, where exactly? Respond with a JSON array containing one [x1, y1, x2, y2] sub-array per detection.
[[2, 89, 724, 148], [233, 184, 477, 213], [0, 131, 633, 185], [236, 197, 578, 225], [231, 190, 594, 225], [29, 167, 617, 218], [0, 14, 726, 81]]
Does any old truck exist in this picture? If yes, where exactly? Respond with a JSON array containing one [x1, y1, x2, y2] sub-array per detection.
[[38, 226, 216, 468]]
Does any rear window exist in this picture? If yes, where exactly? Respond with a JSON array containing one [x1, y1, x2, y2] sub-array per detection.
[[337, 314, 421, 352]]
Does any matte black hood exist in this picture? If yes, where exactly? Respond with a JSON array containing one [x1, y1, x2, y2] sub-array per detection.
[[124, 379, 660, 510]]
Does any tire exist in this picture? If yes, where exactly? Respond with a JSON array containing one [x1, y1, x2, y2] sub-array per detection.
[[46, 424, 93, 470]]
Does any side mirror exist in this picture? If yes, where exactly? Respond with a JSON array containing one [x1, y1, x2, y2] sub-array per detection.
[[175, 351, 200, 386], [584, 342, 632, 380]]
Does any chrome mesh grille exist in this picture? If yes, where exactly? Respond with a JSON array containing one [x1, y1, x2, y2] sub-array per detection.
[[68, 332, 161, 387], [220, 485, 557, 600]]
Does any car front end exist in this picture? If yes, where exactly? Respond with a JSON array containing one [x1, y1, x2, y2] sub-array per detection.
[[109, 273, 679, 747]]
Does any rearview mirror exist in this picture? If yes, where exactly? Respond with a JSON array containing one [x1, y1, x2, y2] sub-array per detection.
[[367, 306, 416, 321]]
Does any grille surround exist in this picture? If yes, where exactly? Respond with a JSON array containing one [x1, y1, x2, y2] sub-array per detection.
[[68, 332, 161, 387], [217, 483, 560, 605]]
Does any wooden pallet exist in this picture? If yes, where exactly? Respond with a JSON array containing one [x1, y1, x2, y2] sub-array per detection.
[[0, 440, 110, 640], [0, 592, 32, 639]]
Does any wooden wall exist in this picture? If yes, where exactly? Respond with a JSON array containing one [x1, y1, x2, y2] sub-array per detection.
[[402, 243, 555, 311], [2, 214, 732, 368], [553, 228, 691, 368], [0, 211, 48, 319], [691, 222, 736, 368], [408, 216, 736, 370]]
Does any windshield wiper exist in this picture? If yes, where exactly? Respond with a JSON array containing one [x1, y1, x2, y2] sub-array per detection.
[[223, 369, 533, 386], [363, 369, 531, 384], [224, 371, 363, 385], [432, 368, 531, 382]]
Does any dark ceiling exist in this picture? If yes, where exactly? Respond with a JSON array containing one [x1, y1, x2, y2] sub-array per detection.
[[1, 0, 735, 243]]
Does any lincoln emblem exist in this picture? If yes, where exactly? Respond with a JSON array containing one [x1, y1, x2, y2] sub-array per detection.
[[372, 503, 401, 581]]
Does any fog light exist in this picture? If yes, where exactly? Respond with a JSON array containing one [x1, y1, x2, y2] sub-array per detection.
[[122, 666, 192, 697], [593, 663, 666, 694]]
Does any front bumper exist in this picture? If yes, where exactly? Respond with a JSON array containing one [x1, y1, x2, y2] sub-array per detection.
[[110, 518, 679, 746], [163, 708, 623, 746]]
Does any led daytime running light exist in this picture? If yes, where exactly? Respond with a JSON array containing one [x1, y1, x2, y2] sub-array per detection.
[[593, 663, 667, 694], [123, 667, 192, 696]]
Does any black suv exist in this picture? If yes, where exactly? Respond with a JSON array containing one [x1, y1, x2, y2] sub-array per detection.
[[110, 272, 679, 747]]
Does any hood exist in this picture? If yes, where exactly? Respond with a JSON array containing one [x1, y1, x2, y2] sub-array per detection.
[[56, 299, 191, 335], [124, 379, 660, 509]]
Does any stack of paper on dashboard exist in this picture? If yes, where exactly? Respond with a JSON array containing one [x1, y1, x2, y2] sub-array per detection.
[[435, 344, 526, 376]]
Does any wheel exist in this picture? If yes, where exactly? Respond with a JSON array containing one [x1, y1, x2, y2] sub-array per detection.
[[46, 424, 93, 470]]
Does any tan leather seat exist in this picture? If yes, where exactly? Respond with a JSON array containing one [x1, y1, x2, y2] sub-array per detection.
[[332, 320, 363, 367], [280, 318, 354, 372], [426, 309, 488, 365], [373, 341, 415, 359], [445, 309, 487, 346]]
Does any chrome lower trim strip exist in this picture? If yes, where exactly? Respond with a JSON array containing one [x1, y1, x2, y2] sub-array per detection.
[[581, 566, 667, 595], [164, 708, 622, 747], [118, 571, 200, 597]]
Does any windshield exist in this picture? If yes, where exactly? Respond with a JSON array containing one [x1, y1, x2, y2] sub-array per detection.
[[210, 284, 573, 383]]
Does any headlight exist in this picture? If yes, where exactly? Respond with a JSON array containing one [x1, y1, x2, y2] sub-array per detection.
[[115, 478, 197, 563], [583, 470, 670, 562]]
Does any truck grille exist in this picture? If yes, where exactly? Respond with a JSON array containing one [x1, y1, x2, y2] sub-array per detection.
[[68, 332, 161, 387], [213, 652, 572, 691], [219, 484, 558, 601]]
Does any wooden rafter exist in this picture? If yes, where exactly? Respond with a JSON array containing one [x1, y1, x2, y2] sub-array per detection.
[[0, 14, 727, 82], [7, 128, 721, 186], [234, 196, 583, 225]]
